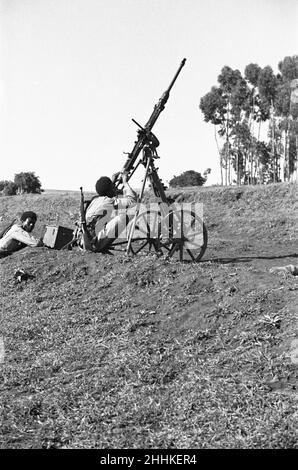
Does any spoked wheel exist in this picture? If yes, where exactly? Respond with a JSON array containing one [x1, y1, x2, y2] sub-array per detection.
[[127, 210, 163, 256], [160, 209, 207, 262], [127, 209, 208, 261]]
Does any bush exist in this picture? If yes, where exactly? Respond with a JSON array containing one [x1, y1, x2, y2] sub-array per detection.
[[0, 180, 12, 192], [169, 170, 206, 188], [1, 181, 18, 196], [14, 172, 43, 194]]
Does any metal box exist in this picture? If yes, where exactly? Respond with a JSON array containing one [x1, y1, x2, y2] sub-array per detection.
[[43, 225, 74, 250]]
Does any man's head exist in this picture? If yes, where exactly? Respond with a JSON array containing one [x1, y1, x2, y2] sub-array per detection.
[[20, 211, 37, 232], [95, 177, 116, 197]]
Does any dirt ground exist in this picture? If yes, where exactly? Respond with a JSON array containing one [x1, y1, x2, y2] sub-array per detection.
[[0, 182, 297, 448]]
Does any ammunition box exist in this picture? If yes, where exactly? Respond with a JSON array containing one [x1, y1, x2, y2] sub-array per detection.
[[43, 225, 74, 250]]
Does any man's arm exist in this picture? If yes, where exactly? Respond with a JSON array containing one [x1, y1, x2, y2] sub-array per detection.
[[114, 172, 138, 208], [11, 226, 43, 247]]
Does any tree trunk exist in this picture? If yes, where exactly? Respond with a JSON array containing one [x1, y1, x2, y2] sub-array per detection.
[[228, 143, 231, 185], [226, 97, 231, 186], [285, 127, 289, 181], [213, 125, 223, 185], [257, 120, 261, 184], [250, 112, 255, 184], [296, 135, 298, 182], [271, 109, 276, 183], [236, 148, 239, 185], [281, 128, 286, 182]]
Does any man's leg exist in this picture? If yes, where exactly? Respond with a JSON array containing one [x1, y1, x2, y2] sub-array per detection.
[[95, 213, 129, 252]]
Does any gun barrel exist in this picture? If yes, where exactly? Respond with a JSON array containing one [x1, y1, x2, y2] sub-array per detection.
[[167, 58, 186, 94], [117, 59, 187, 184], [144, 58, 186, 131]]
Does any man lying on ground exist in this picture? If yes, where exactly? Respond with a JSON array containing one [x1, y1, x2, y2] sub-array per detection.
[[83, 171, 137, 252], [0, 211, 43, 258]]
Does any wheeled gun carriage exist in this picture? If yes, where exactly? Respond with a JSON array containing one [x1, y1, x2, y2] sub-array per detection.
[[109, 58, 208, 262]]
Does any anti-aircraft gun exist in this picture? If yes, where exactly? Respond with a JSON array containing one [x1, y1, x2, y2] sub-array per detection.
[[113, 59, 208, 262], [114, 58, 186, 194], [63, 59, 207, 260]]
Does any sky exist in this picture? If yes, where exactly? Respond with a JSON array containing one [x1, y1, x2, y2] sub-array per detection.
[[0, 0, 297, 191]]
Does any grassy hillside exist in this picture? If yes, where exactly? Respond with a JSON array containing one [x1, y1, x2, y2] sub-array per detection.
[[0, 183, 298, 448]]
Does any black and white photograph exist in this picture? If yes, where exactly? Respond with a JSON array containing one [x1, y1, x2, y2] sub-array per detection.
[[0, 0, 297, 454]]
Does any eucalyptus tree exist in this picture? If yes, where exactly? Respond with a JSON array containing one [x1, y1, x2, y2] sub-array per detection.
[[199, 86, 226, 184], [257, 66, 279, 181], [290, 77, 298, 180], [244, 63, 262, 128], [255, 141, 272, 183], [231, 121, 252, 184], [200, 57, 298, 185], [275, 56, 298, 181], [200, 66, 249, 185], [244, 63, 269, 180], [217, 66, 246, 185]]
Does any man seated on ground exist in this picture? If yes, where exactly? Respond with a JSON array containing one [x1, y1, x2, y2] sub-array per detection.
[[0, 211, 43, 258], [83, 171, 137, 252]]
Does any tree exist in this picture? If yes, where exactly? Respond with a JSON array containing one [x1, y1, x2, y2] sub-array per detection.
[[0, 180, 11, 192], [245, 63, 262, 88], [200, 55, 298, 186], [169, 170, 206, 188], [14, 172, 43, 194], [244, 63, 268, 181], [255, 141, 272, 183], [199, 86, 226, 184], [275, 57, 298, 181], [1, 181, 18, 196], [278, 56, 298, 81], [200, 66, 250, 185], [230, 122, 252, 184], [258, 66, 277, 107]]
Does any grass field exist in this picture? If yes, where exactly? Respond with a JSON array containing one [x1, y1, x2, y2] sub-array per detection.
[[0, 182, 298, 448]]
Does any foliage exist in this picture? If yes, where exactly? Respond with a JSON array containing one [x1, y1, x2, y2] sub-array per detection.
[[14, 172, 43, 194], [0, 180, 12, 192], [169, 170, 206, 187], [278, 55, 298, 81], [199, 86, 225, 125], [244, 63, 261, 87], [258, 66, 277, 108], [0, 180, 18, 196], [199, 55, 298, 185]]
